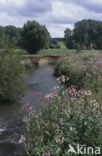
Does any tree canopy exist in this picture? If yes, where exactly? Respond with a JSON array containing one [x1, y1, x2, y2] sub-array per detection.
[[21, 21, 50, 54], [64, 19, 102, 49]]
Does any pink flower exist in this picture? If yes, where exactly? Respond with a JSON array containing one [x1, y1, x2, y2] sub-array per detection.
[[61, 75, 66, 83], [51, 86, 59, 90], [61, 136, 64, 143], [21, 102, 30, 110], [33, 92, 42, 97], [57, 75, 69, 83], [42, 152, 50, 156], [45, 92, 56, 100], [55, 137, 60, 144], [66, 77, 69, 81], [84, 90, 91, 96], [23, 116, 30, 122], [29, 106, 33, 111], [18, 135, 25, 144]]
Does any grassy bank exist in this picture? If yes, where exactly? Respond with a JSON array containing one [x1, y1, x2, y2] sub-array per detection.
[[54, 52, 102, 102]]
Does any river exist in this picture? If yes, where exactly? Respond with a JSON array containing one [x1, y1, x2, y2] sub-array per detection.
[[0, 65, 58, 156]]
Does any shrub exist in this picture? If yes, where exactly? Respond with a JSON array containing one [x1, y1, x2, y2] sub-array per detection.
[[0, 48, 25, 101], [54, 59, 85, 88], [19, 77, 102, 156]]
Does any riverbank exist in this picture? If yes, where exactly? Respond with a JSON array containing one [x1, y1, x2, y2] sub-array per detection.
[[54, 52, 102, 102], [0, 65, 58, 156], [21, 55, 61, 67]]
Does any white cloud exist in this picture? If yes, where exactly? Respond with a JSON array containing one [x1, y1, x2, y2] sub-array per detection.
[[0, 0, 102, 37], [0, 0, 25, 7]]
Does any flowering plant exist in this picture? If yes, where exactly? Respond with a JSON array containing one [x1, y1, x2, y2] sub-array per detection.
[[19, 76, 102, 156]]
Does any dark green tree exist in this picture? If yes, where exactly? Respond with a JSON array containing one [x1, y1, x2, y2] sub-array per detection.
[[64, 28, 74, 49], [49, 38, 60, 49], [21, 20, 50, 54], [73, 19, 99, 49]]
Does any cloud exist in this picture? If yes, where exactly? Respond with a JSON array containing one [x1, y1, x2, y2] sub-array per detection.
[[0, 0, 52, 17], [0, 0, 102, 37], [62, 0, 102, 13]]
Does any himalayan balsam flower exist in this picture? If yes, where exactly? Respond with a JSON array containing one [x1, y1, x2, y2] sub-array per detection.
[[23, 116, 30, 122], [18, 135, 25, 144], [42, 152, 50, 156], [69, 127, 75, 131], [57, 75, 69, 83], [21, 102, 30, 110], [55, 137, 60, 144], [33, 92, 42, 97], [51, 86, 59, 90], [45, 91, 56, 100], [84, 90, 91, 96]]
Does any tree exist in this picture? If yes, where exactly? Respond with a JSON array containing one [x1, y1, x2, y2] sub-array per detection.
[[49, 38, 60, 49], [64, 28, 74, 49], [64, 19, 102, 50], [21, 20, 50, 54], [73, 20, 99, 49]]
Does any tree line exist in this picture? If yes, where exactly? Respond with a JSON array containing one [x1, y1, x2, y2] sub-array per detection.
[[1, 19, 102, 54], [64, 19, 102, 50], [0, 21, 60, 54]]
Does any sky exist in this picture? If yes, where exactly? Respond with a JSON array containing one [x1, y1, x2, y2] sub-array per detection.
[[0, 0, 102, 37]]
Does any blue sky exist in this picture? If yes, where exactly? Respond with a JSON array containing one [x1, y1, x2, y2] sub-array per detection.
[[0, 0, 102, 37]]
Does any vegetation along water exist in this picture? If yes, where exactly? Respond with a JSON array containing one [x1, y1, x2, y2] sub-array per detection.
[[0, 18, 102, 155]]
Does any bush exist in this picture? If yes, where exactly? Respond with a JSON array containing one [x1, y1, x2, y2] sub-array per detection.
[[0, 48, 25, 101], [19, 77, 102, 155], [54, 59, 84, 88]]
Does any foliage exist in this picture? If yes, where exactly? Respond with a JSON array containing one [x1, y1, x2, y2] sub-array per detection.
[[54, 52, 102, 100], [0, 25, 22, 48], [49, 39, 60, 49], [64, 19, 102, 50], [19, 77, 102, 155], [21, 20, 50, 54], [0, 48, 25, 101], [64, 28, 74, 49]]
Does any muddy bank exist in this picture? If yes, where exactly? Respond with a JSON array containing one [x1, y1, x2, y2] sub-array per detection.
[[21, 56, 60, 66]]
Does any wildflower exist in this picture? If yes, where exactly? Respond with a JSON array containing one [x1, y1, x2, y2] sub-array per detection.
[[33, 92, 42, 97], [42, 152, 50, 156], [29, 106, 33, 111], [61, 75, 66, 83], [84, 90, 91, 96], [57, 75, 69, 83], [61, 136, 64, 143], [23, 116, 30, 122], [69, 127, 75, 131], [18, 135, 25, 144], [45, 92, 56, 100], [51, 86, 59, 90], [57, 77, 61, 83], [55, 137, 60, 143], [66, 77, 69, 81], [21, 102, 30, 110]]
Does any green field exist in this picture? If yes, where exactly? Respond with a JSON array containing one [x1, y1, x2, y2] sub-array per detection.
[[39, 48, 102, 56], [0, 48, 102, 57]]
